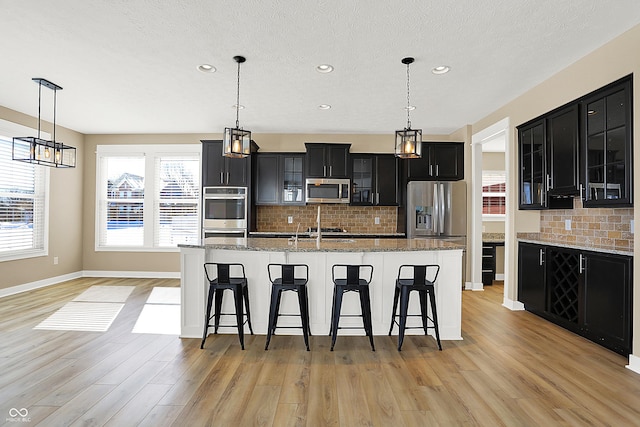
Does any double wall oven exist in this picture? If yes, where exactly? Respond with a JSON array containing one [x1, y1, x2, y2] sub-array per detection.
[[202, 187, 247, 238]]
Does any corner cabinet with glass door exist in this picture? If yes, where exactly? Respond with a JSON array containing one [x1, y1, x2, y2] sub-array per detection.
[[518, 119, 547, 209], [581, 76, 633, 207]]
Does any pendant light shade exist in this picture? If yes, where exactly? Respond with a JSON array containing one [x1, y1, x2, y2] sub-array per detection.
[[223, 55, 251, 158], [12, 78, 76, 168], [395, 57, 422, 159]]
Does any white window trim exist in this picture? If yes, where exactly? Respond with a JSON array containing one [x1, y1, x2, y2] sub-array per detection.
[[0, 120, 50, 262], [95, 144, 201, 252]]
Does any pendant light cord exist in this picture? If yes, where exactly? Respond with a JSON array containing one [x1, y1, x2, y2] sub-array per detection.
[[235, 60, 241, 129], [37, 81, 42, 139], [406, 61, 411, 130]]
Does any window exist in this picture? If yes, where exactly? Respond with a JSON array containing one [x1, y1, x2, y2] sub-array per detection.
[[96, 145, 200, 250], [0, 122, 49, 261], [482, 170, 506, 219]]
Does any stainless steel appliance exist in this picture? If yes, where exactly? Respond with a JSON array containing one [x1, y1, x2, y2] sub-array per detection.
[[407, 181, 466, 241], [305, 178, 350, 204], [202, 186, 247, 238]]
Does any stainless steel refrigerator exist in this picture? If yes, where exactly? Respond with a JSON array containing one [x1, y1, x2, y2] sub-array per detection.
[[406, 181, 467, 243]]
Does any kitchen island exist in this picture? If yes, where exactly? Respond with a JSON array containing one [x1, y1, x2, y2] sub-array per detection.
[[179, 237, 464, 342]]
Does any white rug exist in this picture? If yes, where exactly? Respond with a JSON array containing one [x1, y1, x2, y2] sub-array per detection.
[[145, 287, 181, 304], [73, 285, 135, 303], [132, 304, 181, 335], [34, 302, 124, 332]]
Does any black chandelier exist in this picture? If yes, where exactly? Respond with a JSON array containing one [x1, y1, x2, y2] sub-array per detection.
[[394, 57, 422, 159], [12, 78, 76, 168], [223, 55, 251, 158]]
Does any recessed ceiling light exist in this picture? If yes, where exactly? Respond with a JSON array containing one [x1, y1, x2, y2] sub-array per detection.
[[404, 105, 416, 111], [316, 64, 334, 73], [232, 104, 245, 110], [197, 64, 216, 73], [318, 104, 332, 110], [432, 65, 451, 75]]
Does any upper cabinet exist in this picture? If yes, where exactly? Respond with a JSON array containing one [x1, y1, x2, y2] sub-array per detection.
[[254, 153, 305, 205], [581, 76, 633, 207], [404, 142, 464, 181], [202, 140, 258, 187], [305, 143, 350, 178], [518, 74, 633, 209], [351, 154, 399, 206]]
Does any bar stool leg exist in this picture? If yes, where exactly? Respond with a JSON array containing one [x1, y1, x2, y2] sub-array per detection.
[[398, 286, 411, 351], [265, 287, 280, 350], [359, 287, 375, 351], [330, 288, 344, 351], [428, 288, 442, 351], [232, 286, 245, 350], [243, 284, 254, 335], [201, 285, 215, 349], [329, 286, 337, 336], [388, 285, 400, 335], [419, 289, 429, 335], [213, 288, 224, 334], [298, 287, 311, 351]]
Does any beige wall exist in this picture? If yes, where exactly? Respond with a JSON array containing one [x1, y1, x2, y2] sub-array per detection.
[[0, 106, 84, 290], [469, 23, 640, 355]]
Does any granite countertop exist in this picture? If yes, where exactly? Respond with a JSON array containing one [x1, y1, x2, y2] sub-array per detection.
[[482, 233, 505, 243], [249, 231, 406, 238], [517, 233, 633, 256], [180, 237, 465, 252]]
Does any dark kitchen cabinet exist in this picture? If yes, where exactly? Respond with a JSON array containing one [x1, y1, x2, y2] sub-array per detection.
[[518, 119, 548, 209], [547, 104, 580, 197], [581, 76, 633, 207], [202, 140, 257, 187], [305, 143, 350, 178], [404, 142, 464, 181], [517, 241, 632, 355], [517, 242, 546, 312], [351, 154, 399, 206], [254, 153, 305, 205]]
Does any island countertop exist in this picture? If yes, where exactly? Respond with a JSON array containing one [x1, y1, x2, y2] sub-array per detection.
[[179, 237, 465, 252]]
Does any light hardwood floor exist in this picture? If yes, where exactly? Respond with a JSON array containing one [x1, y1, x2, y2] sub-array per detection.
[[1, 277, 639, 426]]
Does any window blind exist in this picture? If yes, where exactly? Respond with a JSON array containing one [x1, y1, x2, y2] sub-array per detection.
[[482, 170, 506, 215]]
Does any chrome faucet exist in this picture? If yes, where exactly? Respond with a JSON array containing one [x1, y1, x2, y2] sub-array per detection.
[[316, 205, 322, 243]]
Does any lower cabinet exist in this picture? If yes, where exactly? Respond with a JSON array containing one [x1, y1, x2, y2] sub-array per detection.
[[518, 242, 632, 356]]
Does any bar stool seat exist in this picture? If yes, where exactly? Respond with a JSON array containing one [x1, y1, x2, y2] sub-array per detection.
[[330, 264, 375, 351], [388, 264, 441, 351], [265, 264, 311, 351], [202, 262, 253, 350]]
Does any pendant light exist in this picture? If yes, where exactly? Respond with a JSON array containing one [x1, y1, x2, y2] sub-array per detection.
[[395, 57, 422, 159], [12, 78, 76, 168], [223, 55, 251, 158]]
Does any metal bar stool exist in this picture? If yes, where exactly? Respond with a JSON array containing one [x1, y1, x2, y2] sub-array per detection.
[[265, 264, 311, 351], [202, 263, 254, 350], [388, 264, 441, 351], [330, 264, 375, 351]]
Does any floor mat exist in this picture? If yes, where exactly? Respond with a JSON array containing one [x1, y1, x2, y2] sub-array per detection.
[[34, 302, 125, 332], [72, 285, 135, 303]]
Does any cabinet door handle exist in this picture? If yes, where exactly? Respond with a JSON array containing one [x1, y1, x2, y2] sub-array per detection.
[[220, 172, 224, 183], [539, 248, 544, 266], [226, 172, 230, 184], [429, 164, 433, 176], [323, 165, 327, 176], [579, 254, 585, 274], [546, 174, 551, 191], [329, 165, 332, 176], [579, 183, 585, 201], [436, 164, 439, 177], [376, 193, 379, 204]]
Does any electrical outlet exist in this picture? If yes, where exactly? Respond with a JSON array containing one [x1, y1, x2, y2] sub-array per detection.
[[374, 217, 380, 225], [631, 220, 635, 234], [288, 216, 293, 224], [53, 256, 59, 265], [565, 219, 571, 231]]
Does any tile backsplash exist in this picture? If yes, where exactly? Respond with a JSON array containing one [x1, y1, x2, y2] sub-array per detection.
[[539, 198, 634, 251], [257, 205, 398, 233]]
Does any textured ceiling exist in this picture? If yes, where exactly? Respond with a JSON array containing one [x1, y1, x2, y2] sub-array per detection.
[[1, 0, 639, 136]]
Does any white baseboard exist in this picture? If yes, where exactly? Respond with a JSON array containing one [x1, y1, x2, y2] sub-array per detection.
[[465, 281, 484, 291], [495, 273, 505, 280], [626, 354, 640, 375], [502, 296, 525, 311], [0, 271, 83, 298], [0, 270, 180, 299], [82, 270, 180, 279]]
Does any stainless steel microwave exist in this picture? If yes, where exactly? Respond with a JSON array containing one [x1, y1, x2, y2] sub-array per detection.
[[305, 178, 350, 204]]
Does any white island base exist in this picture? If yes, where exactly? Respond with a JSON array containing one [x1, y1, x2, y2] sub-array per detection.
[[180, 239, 463, 342]]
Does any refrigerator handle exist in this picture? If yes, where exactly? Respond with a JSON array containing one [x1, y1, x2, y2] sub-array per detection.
[[439, 183, 445, 234], [432, 183, 439, 233]]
